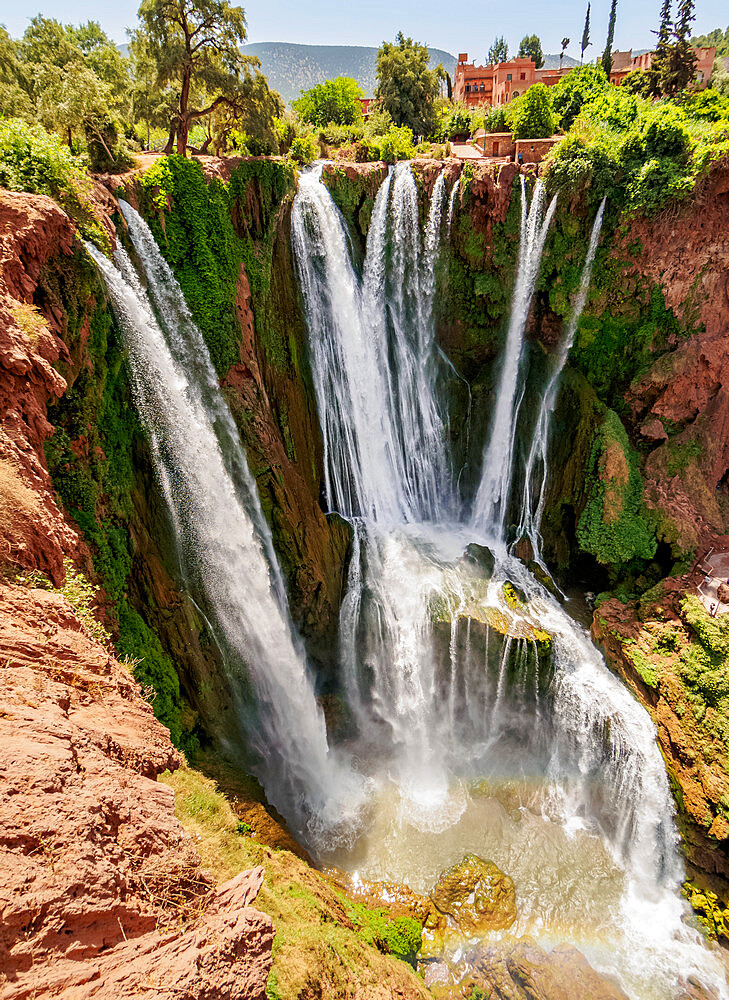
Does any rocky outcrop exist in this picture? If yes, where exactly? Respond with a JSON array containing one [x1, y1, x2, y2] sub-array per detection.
[[592, 582, 729, 910], [0, 583, 272, 998], [431, 854, 517, 935], [0, 191, 81, 583]]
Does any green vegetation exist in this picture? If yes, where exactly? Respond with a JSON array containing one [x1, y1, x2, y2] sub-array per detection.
[[139, 154, 295, 373], [545, 69, 729, 214], [0, 119, 109, 247], [488, 37, 509, 64], [293, 76, 363, 127], [511, 83, 556, 139], [375, 32, 444, 136], [577, 409, 656, 565], [517, 34, 544, 70], [135, 0, 280, 157], [601, 0, 618, 77], [163, 765, 427, 997]]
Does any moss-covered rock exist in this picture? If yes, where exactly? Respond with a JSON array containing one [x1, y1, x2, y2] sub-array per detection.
[[431, 853, 517, 934]]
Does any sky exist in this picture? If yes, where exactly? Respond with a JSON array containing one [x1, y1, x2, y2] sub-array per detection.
[[0, 0, 726, 58]]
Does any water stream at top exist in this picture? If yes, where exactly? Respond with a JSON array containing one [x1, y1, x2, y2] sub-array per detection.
[[292, 164, 728, 999], [85, 205, 365, 847], [471, 177, 557, 543], [516, 196, 607, 564]]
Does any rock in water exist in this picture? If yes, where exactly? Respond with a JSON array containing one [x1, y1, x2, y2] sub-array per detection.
[[431, 853, 517, 933]]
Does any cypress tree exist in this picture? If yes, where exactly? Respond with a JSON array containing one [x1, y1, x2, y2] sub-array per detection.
[[601, 0, 618, 77], [581, 2, 591, 64]]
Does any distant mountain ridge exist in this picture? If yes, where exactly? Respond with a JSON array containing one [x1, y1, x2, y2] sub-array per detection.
[[117, 41, 580, 105], [241, 42, 456, 102]]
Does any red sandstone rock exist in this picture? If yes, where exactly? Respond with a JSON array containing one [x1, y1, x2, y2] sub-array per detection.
[[0, 191, 85, 584], [0, 583, 273, 999]]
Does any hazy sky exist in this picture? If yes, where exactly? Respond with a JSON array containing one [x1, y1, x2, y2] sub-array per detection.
[[0, 0, 726, 57]]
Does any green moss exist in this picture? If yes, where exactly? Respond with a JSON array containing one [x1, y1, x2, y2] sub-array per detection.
[[339, 897, 423, 968], [138, 155, 297, 376], [576, 409, 656, 567]]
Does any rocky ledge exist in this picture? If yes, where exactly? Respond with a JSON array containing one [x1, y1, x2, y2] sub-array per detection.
[[0, 583, 273, 998]]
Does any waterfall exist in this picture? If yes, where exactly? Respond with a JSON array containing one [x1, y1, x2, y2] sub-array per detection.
[[516, 197, 607, 562], [446, 177, 460, 236], [85, 206, 364, 848], [471, 177, 557, 543], [293, 166, 727, 999]]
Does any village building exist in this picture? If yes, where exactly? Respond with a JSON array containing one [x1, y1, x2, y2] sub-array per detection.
[[454, 45, 716, 112]]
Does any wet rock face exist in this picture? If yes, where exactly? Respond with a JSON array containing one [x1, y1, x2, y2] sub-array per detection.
[[431, 853, 517, 934], [467, 939, 629, 1000], [0, 582, 273, 998]]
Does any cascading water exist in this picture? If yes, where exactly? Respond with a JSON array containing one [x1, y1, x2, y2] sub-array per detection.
[[471, 177, 558, 542], [292, 165, 728, 999], [85, 205, 364, 846], [516, 196, 607, 563]]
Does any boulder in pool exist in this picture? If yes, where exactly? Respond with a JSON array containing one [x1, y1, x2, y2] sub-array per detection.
[[431, 853, 517, 934]]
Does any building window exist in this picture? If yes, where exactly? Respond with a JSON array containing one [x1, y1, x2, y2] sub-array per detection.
[[465, 84, 471, 93], [697, 70, 704, 83], [506, 73, 512, 81], [512, 91, 519, 98], [480, 83, 485, 91], [520, 72, 526, 80]]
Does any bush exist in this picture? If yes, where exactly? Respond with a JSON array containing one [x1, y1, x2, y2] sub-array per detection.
[[510, 83, 556, 139], [0, 118, 107, 245], [360, 125, 415, 162], [293, 76, 364, 127], [484, 106, 508, 133], [289, 133, 319, 164], [550, 64, 609, 130]]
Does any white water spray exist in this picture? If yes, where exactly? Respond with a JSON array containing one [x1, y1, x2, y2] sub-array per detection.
[[86, 206, 364, 846], [471, 177, 557, 541], [292, 166, 727, 998], [516, 197, 607, 561]]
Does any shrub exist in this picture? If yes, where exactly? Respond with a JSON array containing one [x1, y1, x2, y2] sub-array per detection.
[[289, 133, 319, 164], [0, 118, 107, 245], [550, 64, 609, 130], [510, 83, 556, 139]]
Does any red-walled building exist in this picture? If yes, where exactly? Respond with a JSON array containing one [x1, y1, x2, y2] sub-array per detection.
[[609, 46, 716, 87]]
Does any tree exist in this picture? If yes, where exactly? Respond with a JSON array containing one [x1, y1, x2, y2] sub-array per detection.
[[0, 27, 33, 118], [601, 0, 618, 77], [560, 37, 570, 69], [510, 83, 556, 139], [663, 0, 698, 94], [488, 36, 509, 64], [581, 2, 592, 63], [517, 35, 544, 69], [551, 63, 608, 129], [137, 0, 279, 156], [375, 33, 444, 136], [293, 77, 363, 127]]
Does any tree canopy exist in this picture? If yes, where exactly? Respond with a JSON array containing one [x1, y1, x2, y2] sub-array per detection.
[[293, 77, 363, 127], [517, 35, 544, 69], [511, 83, 556, 139], [137, 0, 280, 155], [375, 33, 443, 136], [601, 0, 618, 77], [488, 37, 509, 64]]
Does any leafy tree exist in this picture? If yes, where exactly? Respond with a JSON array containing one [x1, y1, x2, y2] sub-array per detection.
[[18, 16, 123, 157], [293, 76, 363, 127], [375, 32, 444, 136], [690, 26, 729, 57], [517, 34, 544, 69], [137, 0, 279, 156], [581, 2, 592, 63], [621, 68, 655, 96], [510, 83, 556, 138], [663, 0, 698, 95], [551, 63, 608, 129], [711, 57, 729, 96], [560, 37, 571, 69], [601, 0, 618, 77], [0, 27, 33, 118], [488, 36, 509, 64]]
